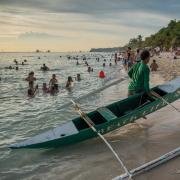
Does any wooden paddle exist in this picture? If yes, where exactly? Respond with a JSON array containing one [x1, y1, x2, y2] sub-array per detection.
[[71, 100, 133, 180]]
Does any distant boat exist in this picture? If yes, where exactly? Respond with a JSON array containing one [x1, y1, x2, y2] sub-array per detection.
[[9, 77, 180, 149]]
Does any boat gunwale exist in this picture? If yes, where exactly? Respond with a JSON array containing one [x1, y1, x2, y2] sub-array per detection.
[[9, 86, 180, 149]]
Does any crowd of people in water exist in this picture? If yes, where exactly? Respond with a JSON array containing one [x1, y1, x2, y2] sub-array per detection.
[[21, 53, 122, 97], [25, 69, 78, 97], [1, 46, 179, 98]]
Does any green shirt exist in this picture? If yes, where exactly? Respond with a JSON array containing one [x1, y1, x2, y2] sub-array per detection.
[[128, 61, 150, 93]]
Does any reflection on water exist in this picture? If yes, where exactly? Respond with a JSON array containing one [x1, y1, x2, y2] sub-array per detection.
[[0, 53, 179, 180]]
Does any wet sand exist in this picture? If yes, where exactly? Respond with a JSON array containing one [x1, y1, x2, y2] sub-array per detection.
[[111, 100, 180, 180], [111, 54, 180, 180]]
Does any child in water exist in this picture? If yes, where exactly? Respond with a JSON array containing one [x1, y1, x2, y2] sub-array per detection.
[[66, 76, 74, 88], [42, 83, 49, 93], [75, 74, 81, 81], [49, 74, 59, 93], [49, 74, 58, 88]]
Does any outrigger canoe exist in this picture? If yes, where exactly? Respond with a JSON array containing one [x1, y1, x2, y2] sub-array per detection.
[[9, 77, 180, 149]]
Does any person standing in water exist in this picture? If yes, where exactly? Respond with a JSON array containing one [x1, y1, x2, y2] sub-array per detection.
[[41, 64, 49, 71], [126, 47, 132, 70], [150, 60, 159, 71], [66, 76, 74, 88], [49, 74, 58, 92], [25, 71, 36, 88], [28, 86, 38, 97], [128, 50, 155, 96]]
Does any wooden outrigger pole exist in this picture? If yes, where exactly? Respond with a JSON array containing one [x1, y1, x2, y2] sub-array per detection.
[[112, 146, 180, 180], [71, 100, 133, 180]]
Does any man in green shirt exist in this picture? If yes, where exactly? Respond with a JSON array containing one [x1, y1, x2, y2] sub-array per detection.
[[128, 50, 152, 96]]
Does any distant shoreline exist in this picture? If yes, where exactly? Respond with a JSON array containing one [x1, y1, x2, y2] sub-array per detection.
[[0, 51, 89, 53]]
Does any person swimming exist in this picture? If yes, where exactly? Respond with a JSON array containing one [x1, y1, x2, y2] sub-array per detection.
[[88, 66, 91, 72], [8, 66, 13, 70], [76, 74, 81, 81], [41, 64, 49, 71], [66, 76, 74, 88], [42, 83, 49, 93], [14, 59, 18, 65]]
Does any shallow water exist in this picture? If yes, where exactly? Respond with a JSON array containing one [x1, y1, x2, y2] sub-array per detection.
[[0, 53, 179, 180]]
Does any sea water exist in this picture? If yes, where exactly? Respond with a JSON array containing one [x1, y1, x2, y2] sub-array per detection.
[[0, 53, 179, 180], [0, 52, 127, 180]]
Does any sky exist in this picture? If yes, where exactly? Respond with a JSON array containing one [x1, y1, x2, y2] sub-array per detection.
[[0, 0, 179, 52]]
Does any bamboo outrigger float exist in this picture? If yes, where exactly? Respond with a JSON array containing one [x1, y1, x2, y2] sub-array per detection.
[[112, 146, 180, 180], [9, 77, 180, 149]]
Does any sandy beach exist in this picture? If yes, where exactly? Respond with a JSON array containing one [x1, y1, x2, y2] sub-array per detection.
[[119, 53, 180, 180], [112, 54, 180, 180], [151, 52, 180, 81]]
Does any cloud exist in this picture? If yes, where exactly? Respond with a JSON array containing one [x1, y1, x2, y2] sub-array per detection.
[[0, 0, 179, 51], [18, 32, 62, 39], [0, 0, 180, 17]]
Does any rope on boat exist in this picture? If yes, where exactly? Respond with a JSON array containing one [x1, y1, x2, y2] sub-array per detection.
[[71, 100, 132, 180], [57, 77, 127, 111], [112, 146, 180, 180]]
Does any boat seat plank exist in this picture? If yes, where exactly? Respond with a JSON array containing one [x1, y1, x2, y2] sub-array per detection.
[[97, 107, 117, 121], [158, 77, 180, 93]]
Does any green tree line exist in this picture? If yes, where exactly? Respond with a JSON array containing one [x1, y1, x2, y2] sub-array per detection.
[[127, 20, 180, 49], [90, 20, 180, 52]]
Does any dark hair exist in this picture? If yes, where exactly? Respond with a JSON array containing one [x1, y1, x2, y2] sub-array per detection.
[[140, 50, 150, 61], [137, 49, 140, 53], [68, 76, 73, 82], [29, 71, 34, 75], [153, 59, 156, 62], [128, 47, 131, 50]]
